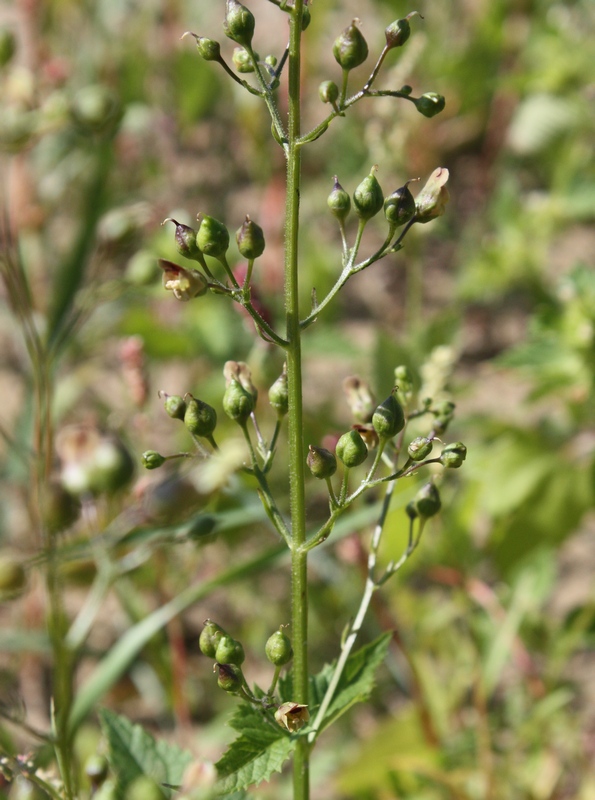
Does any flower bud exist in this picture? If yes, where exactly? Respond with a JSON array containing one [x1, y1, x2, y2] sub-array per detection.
[[0, 29, 16, 68], [385, 12, 421, 50], [161, 392, 186, 420], [383, 182, 416, 228], [353, 166, 384, 221], [158, 259, 208, 301], [162, 218, 202, 261], [223, 378, 254, 425], [215, 634, 245, 666], [307, 445, 337, 479], [223, 0, 255, 47], [407, 437, 433, 461], [215, 662, 243, 693], [342, 376, 376, 423], [413, 482, 441, 518], [265, 54, 278, 68], [415, 167, 449, 222], [184, 395, 217, 437], [0, 555, 26, 599], [414, 92, 446, 118], [199, 619, 226, 658], [275, 702, 310, 732], [265, 628, 293, 666], [333, 19, 368, 72], [439, 442, 467, 468], [269, 365, 289, 417], [319, 80, 339, 105], [195, 36, 221, 62], [196, 214, 230, 258], [232, 46, 255, 73], [336, 430, 368, 468], [432, 400, 455, 434], [142, 450, 166, 470], [327, 176, 351, 224], [372, 393, 405, 440], [236, 215, 265, 259]]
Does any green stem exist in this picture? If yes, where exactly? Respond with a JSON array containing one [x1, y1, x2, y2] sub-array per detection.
[[285, 4, 309, 799]]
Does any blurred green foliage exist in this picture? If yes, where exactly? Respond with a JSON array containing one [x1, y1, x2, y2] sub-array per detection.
[[1, 0, 594, 798]]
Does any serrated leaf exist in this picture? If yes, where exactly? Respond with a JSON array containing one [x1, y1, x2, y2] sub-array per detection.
[[314, 633, 392, 733], [214, 703, 296, 794], [99, 708, 192, 798]]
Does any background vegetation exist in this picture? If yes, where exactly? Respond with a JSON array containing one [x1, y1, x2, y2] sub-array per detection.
[[1, 0, 594, 798]]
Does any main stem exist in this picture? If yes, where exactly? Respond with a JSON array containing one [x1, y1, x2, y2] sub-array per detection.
[[285, 4, 309, 800]]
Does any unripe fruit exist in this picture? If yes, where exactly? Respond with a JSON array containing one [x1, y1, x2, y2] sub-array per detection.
[[407, 437, 433, 461], [162, 393, 186, 420], [353, 167, 384, 221], [307, 445, 337, 479], [439, 442, 467, 468], [333, 20, 368, 71], [336, 430, 368, 468], [215, 634, 245, 666], [269, 366, 289, 417], [223, 0, 255, 48], [384, 182, 416, 228], [216, 662, 243, 693], [236, 215, 265, 259], [199, 620, 226, 658], [184, 396, 217, 437], [413, 482, 441, 518], [223, 378, 254, 425], [196, 215, 230, 258], [319, 80, 339, 105], [162, 218, 202, 261], [327, 177, 351, 223], [265, 629, 293, 666], [372, 393, 405, 440], [414, 92, 446, 118]]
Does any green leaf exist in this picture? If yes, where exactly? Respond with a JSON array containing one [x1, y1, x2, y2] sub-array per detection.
[[320, 632, 392, 731], [214, 703, 296, 794], [99, 708, 192, 798]]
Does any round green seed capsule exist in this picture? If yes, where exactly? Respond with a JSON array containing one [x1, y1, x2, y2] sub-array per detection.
[[265, 629, 293, 666], [199, 619, 226, 658], [372, 393, 405, 440], [336, 430, 368, 468], [215, 635, 245, 666]]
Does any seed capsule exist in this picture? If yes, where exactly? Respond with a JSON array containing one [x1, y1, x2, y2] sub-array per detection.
[[327, 177, 351, 223], [307, 445, 337, 479], [269, 365, 289, 417], [184, 395, 217, 437], [216, 662, 243, 693], [336, 430, 368, 468], [385, 12, 421, 50], [319, 80, 339, 105], [162, 218, 202, 261], [142, 450, 166, 470], [223, 0, 256, 48], [383, 182, 417, 227], [265, 629, 293, 666], [414, 92, 446, 118], [215, 634, 245, 666], [196, 214, 230, 258], [333, 19, 368, 72], [353, 166, 384, 221], [372, 393, 405, 440], [407, 437, 433, 461], [223, 378, 254, 425], [413, 482, 441, 518], [439, 442, 467, 468], [236, 215, 265, 259], [199, 619, 226, 658]]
